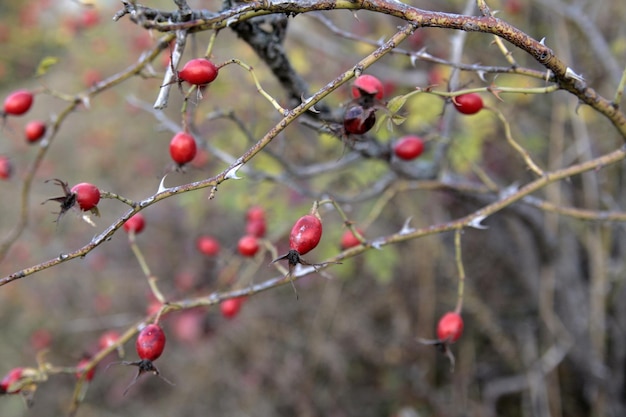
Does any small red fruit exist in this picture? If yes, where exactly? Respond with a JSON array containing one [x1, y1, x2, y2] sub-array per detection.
[[71, 182, 100, 211], [245, 219, 266, 238], [393, 135, 425, 160], [169, 132, 197, 165], [25, 120, 46, 143], [196, 236, 220, 256], [98, 330, 120, 350], [136, 324, 166, 362], [289, 214, 322, 255], [246, 206, 265, 222], [436, 312, 464, 343], [178, 58, 218, 86], [3, 90, 34, 116], [0, 368, 23, 393], [343, 105, 376, 135], [220, 297, 245, 319], [453, 93, 483, 115], [238, 235, 260, 257], [75, 358, 96, 381], [124, 213, 146, 234], [351, 74, 384, 100], [340, 228, 363, 250], [0, 156, 12, 180]]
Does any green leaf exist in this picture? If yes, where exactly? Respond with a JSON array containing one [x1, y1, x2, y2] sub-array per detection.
[[35, 56, 59, 77]]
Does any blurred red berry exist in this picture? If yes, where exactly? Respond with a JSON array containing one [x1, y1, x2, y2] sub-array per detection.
[[196, 236, 220, 256], [220, 297, 245, 319], [340, 228, 363, 249], [98, 330, 120, 350], [124, 213, 146, 234], [238, 235, 260, 257], [25, 120, 46, 143], [437, 312, 464, 343], [351, 74, 384, 100], [0, 368, 23, 393], [3, 90, 33, 116], [0, 156, 13, 180], [75, 358, 96, 382], [393, 135, 425, 160]]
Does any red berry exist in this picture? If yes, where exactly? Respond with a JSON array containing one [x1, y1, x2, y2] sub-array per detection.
[[453, 93, 483, 115], [343, 105, 376, 135], [245, 219, 266, 238], [393, 135, 425, 160], [289, 214, 322, 255], [436, 312, 464, 343], [246, 206, 265, 222], [178, 58, 218, 86], [237, 235, 260, 257], [136, 324, 166, 362], [196, 235, 220, 256], [340, 228, 363, 249], [220, 297, 245, 319], [169, 132, 197, 165], [25, 120, 46, 143], [124, 213, 146, 234], [71, 182, 100, 211], [0, 156, 12, 180], [3, 90, 34, 116], [351, 74, 384, 100], [98, 330, 120, 350], [76, 358, 96, 381], [0, 368, 23, 393]]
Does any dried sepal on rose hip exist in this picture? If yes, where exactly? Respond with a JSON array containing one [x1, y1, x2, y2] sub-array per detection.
[[42, 179, 101, 222], [110, 323, 174, 395]]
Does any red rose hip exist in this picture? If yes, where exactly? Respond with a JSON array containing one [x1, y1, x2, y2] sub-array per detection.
[[0, 156, 12, 180], [3, 90, 34, 116], [343, 105, 376, 135], [340, 228, 363, 249], [169, 132, 197, 165], [436, 312, 464, 343], [136, 324, 166, 362], [393, 135, 425, 160], [71, 182, 100, 211], [124, 213, 146, 234], [453, 93, 483, 115], [238, 235, 260, 257], [25, 120, 46, 143], [196, 235, 220, 256], [351, 74, 384, 100], [0, 367, 24, 393], [290, 214, 322, 255], [220, 297, 245, 319], [178, 58, 218, 86]]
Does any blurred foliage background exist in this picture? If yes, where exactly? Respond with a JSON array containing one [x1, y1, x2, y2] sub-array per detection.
[[1, 0, 626, 416]]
